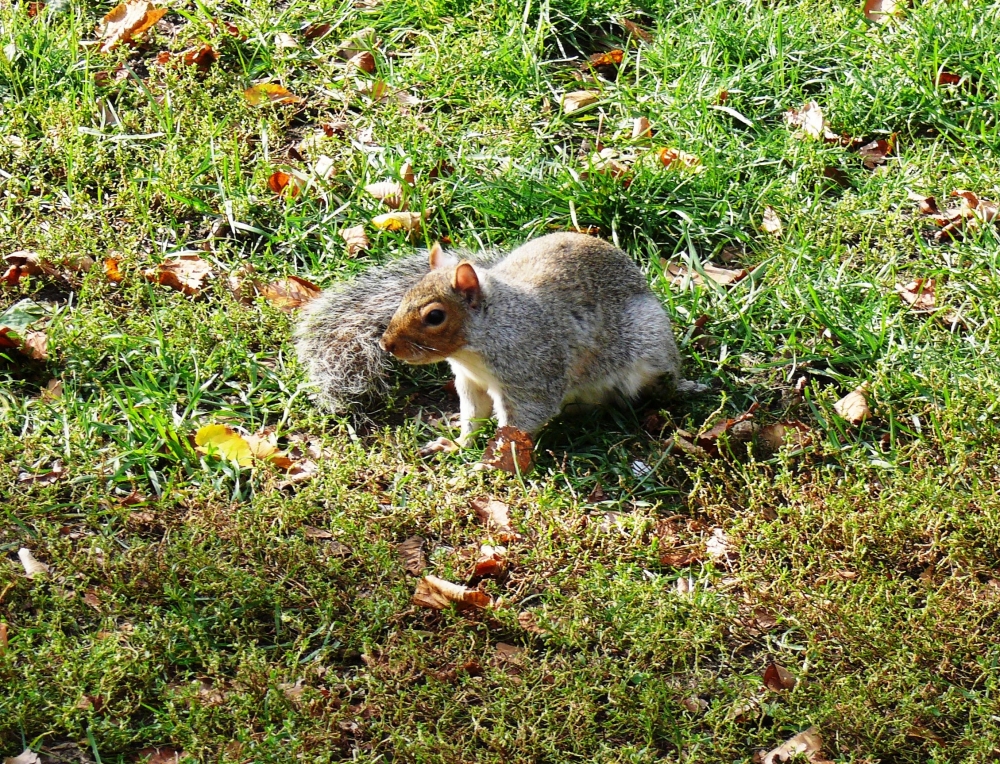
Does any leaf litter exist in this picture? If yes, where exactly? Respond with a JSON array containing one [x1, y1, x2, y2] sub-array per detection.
[[412, 575, 491, 610]]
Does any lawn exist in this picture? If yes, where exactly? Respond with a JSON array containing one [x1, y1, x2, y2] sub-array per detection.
[[2, 0, 1000, 761]]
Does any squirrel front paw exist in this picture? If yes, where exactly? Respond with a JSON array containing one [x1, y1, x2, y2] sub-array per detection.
[[418, 437, 460, 456]]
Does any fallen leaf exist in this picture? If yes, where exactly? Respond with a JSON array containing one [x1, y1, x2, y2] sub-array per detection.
[[761, 206, 783, 236], [104, 257, 124, 283], [562, 90, 599, 114], [516, 610, 547, 635], [412, 575, 491, 610], [279, 678, 306, 702], [274, 32, 299, 50], [398, 536, 426, 576], [336, 27, 375, 59], [372, 210, 424, 233], [96, 1, 167, 53], [143, 254, 212, 296], [40, 378, 63, 401], [834, 384, 871, 425], [267, 170, 306, 198], [763, 663, 797, 692], [83, 589, 101, 610], [354, 78, 388, 100], [195, 424, 253, 467], [657, 147, 702, 170], [244, 83, 304, 106], [783, 101, 840, 143], [470, 497, 520, 541], [27, 2, 45, 18], [340, 225, 369, 256], [705, 527, 733, 564], [399, 161, 415, 186], [588, 49, 623, 68], [621, 18, 653, 43], [495, 642, 525, 662], [302, 22, 332, 40], [863, 0, 902, 24], [759, 727, 829, 764], [0, 622, 7, 653], [348, 51, 376, 73], [18, 548, 49, 579], [631, 116, 652, 139], [137, 747, 184, 764], [4, 750, 42, 764], [587, 148, 630, 178], [758, 421, 812, 451], [693, 405, 758, 455], [261, 275, 322, 312], [418, 436, 459, 456], [0, 299, 48, 359], [365, 181, 405, 209], [935, 71, 961, 86], [659, 547, 702, 567], [681, 696, 708, 713], [181, 45, 218, 71], [859, 135, 895, 169], [473, 544, 507, 578], [895, 278, 935, 312], [482, 426, 534, 474], [664, 261, 748, 287], [21, 330, 47, 360], [17, 460, 64, 485]]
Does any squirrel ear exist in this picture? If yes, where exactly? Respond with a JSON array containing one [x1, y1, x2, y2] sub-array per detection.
[[428, 242, 458, 270], [453, 261, 481, 306]]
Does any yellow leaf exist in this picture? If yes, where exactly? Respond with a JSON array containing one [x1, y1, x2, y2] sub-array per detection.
[[195, 424, 253, 467], [244, 83, 305, 106]]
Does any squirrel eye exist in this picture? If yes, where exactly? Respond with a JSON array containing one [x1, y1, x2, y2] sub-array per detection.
[[425, 309, 446, 326]]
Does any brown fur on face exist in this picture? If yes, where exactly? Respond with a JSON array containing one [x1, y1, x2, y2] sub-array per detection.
[[380, 269, 472, 364]]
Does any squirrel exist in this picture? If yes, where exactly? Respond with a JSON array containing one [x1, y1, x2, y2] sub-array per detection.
[[295, 232, 702, 445]]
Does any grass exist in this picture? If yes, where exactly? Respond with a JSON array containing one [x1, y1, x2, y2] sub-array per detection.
[[2, 0, 1000, 761]]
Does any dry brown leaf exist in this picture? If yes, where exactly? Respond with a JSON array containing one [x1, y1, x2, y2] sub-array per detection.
[[137, 747, 185, 764], [763, 663, 797, 692], [143, 254, 212, 296], [936, 71, 962, 86], [412, 575, 491, 610], [621, 18, 653, 43], [658, 147, 702, 170], [517, 610, 548, 635], [4, 750, 42, 764], [482, 426, 534, 474], [348, 51, 376, 73], [859, 135, 895, 169], [261, 275, 321, 312], [340, 225, 369, 256], [40, 378, 63, 401], [21, 330, 47, 360], [473, 544, 507, 578], [274, 32, 298, 50], [398, 536, 426, 576], [758, 421, 812, 451], [588, 49, 624, 68], [18, 547, 49, 579], [587, 148, 630, 178], [0, 622, 8, 654], [302, 22, 332, 40], [495, 642, 526, 662], [336, 27, 375, 59], [761, 206, 783, 236], [705, 527, 734, 564], [631, 116, 652, 139], [659, 547, 702, 567], [365, 181, 405, 209], [96, 1, 167, 53], [470, 497, 520, 541], [895, 279, 935, 312], [267, 170, 306, 198], [372, 210, 424, 234], [834, 384, 871, 425], [693, 404, 758, 455], [783, 101, 841, 143], [17, 460, 64, 484], [908, 192, 939, 216], [399, 161, 415, 186], [665, 261, 748, 288], [244, 83, 304, 106], [83, 589, 102, 610], [104, 257, 124, 283], [863, 0, 903, 24], [759, 727, 829, 764], [562, 90, 599, 114], [181, 45, 218, 71]]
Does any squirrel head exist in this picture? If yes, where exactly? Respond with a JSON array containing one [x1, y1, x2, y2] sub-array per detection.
[[380, 242, 482, 365]]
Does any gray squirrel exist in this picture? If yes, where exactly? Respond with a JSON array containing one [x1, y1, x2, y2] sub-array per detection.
[[295, 232, 701, 445]]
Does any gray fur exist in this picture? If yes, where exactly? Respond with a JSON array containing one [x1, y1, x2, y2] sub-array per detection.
[[450, 233, 685, 434], [294, 247, 503, 411]]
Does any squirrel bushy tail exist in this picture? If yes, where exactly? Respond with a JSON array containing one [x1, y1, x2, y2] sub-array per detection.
[[294, 247, 502, 411]]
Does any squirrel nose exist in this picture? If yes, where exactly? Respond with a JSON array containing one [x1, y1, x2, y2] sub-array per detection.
[[380, 336, 395, 354]]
